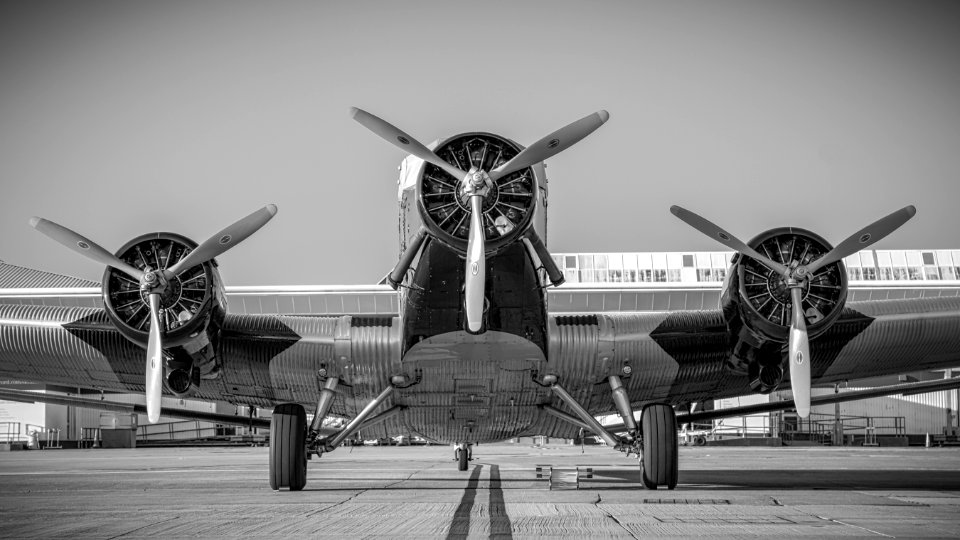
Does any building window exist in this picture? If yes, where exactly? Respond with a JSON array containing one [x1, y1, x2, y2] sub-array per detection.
[[848, 268, 863, 280], [924, 267, 940, 280], [922, 252, 935, 265], [893, 267, 908, 280], [654, 269, 667, 282], [682, 254, 694, 267], [565, 255, 577, 269], [578, 255, 593, 270], [862, 267, 877, 280], [667, 269, 681, 282], [879, 267, 894, 280], [639, 269, 652, 282]]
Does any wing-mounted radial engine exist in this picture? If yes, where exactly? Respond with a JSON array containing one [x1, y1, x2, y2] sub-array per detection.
[[720, 228, 848, 395], [101, 232, 225, 399], [671, 204, 916, 417], [351, 107, 609, 334], [30, 205, 277, 423]]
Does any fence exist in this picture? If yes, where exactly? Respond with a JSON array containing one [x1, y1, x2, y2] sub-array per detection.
[[781, 413, 905, 445]]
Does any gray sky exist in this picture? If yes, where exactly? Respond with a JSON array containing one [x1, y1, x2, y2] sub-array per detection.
[[2, 1, 958, 286]]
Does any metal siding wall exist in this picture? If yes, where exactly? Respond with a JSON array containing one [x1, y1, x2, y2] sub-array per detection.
[[809, 388, 952, 435]]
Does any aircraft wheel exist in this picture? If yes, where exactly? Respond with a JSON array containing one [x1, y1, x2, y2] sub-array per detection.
[[640, 403, 678, 490], [269, 403, 307, 491], [456, 444, 469, 471]]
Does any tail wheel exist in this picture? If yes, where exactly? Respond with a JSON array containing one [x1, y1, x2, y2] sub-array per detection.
[[269, 403, 307, 491], [640, 403, 678, 490]]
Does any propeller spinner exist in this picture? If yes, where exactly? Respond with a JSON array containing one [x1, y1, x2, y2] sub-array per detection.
[[351, 107, 609, 333], [30, 204, 277, 422], [670, 204, 916, 417]]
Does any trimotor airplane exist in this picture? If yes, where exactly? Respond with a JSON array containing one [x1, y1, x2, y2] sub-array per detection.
[[2, 108, 960, 492]]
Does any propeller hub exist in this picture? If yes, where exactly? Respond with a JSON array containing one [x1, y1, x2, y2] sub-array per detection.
[[140, 275, 183, 312], [460, 169, 493, 200], [767, 274, 810, 307]]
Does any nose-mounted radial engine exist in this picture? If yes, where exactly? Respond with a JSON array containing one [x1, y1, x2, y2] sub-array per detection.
[[670, 205, 916, 417], [30, 205, 277, 423], [351, 107, 609, 333]]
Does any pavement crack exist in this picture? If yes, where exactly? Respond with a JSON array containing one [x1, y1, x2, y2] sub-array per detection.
[[383, 461, 437, 489], [305, 489, 369, 517], [592, 492, 639, 539]]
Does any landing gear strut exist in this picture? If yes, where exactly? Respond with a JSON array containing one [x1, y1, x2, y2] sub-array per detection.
[[540, 374, 679, 490], [270, 375, 407, 491]]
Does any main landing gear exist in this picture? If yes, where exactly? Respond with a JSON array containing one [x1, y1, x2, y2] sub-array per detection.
[[540, 374, 679, 490], [269, 403, 307, 491], [639, 403, 678, 490], [269, 375, 406, 491]]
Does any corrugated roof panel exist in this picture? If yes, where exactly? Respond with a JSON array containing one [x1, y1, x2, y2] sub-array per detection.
[[0, 261, 98, 289]]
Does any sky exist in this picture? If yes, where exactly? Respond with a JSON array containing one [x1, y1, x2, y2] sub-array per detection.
[[1, 0, 958, 286]]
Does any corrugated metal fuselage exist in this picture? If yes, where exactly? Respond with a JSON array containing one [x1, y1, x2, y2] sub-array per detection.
[[397, 239, 551, 443]]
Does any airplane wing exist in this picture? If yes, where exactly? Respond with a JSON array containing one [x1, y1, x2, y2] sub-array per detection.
[[0, 302, 397, 418], [546, 296, 960, 416]]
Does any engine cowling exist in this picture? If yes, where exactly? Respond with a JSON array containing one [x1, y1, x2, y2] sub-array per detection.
[[721, 227, 848, 392], [101, 232, 226, 396], [416, 132, 540, 255]]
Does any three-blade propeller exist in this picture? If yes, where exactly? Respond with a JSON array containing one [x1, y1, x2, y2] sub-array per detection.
[[670, 204, 916, 417], [30, 204, 277, 422], [351, 107, 609, 333]]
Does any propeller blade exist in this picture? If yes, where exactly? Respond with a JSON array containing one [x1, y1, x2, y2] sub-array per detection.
[[166, 204, 277, 276], [350, 107, 467, 181], [146, 293, 164, 424], [806, 205, 917, 274], [788, 287, 811, 418], [29, 217, 144, 281], [464, 196, 486, 333], [489, 110, 610, 182], [669, 206, 790, 276]]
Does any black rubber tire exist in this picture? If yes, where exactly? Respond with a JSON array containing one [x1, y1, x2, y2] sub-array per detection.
[[269, 403, 307, 491], [640, 403, 679, 490], [457, 446, 469, 471]]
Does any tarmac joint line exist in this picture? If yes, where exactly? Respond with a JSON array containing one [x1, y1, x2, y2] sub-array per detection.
[[816, 515, 894, 537]]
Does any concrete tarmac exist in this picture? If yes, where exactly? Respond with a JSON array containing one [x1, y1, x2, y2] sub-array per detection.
[[1, 443, 959, 538]]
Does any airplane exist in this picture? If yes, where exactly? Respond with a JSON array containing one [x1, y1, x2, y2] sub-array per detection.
[[2, 107, 960, 492]]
